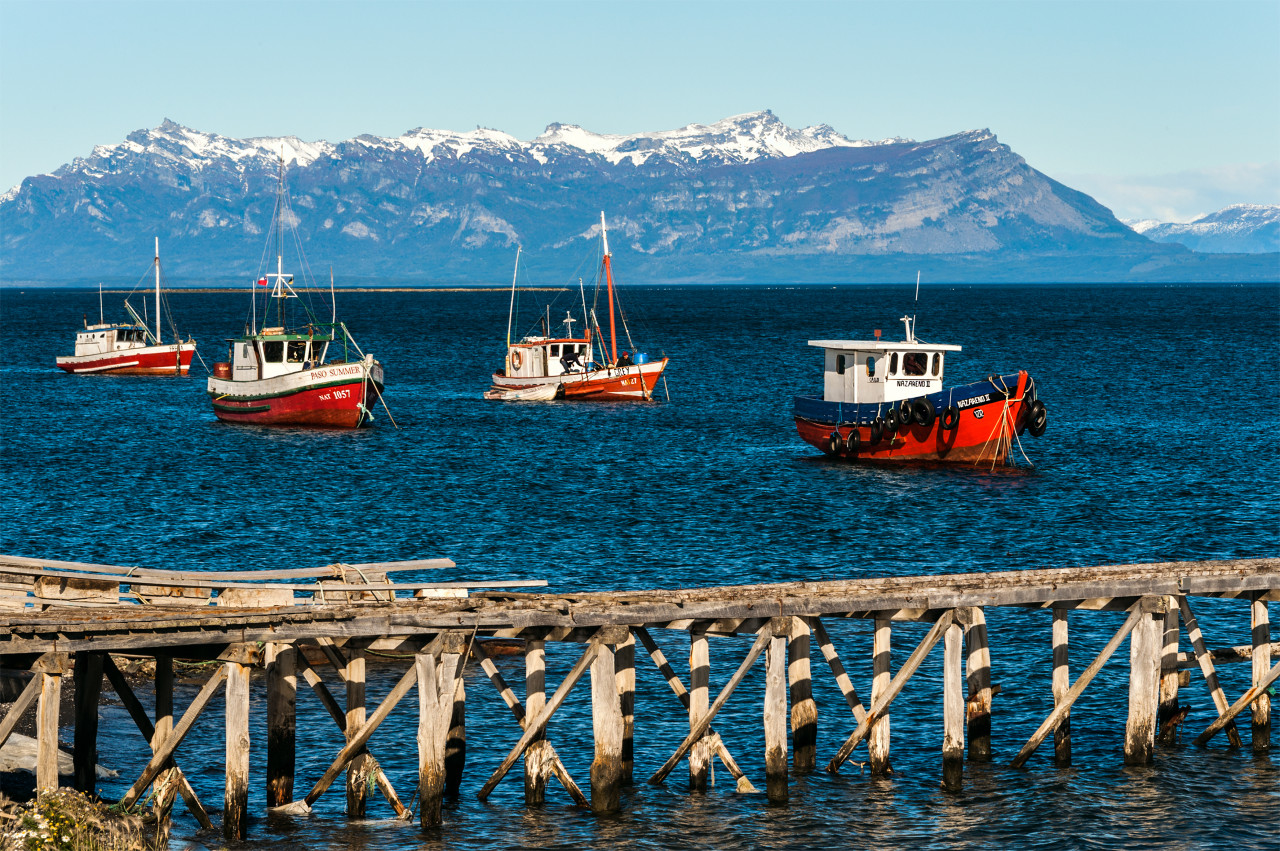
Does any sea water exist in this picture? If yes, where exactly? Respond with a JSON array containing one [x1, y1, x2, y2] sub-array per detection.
[[1, 283, 1277, 849]]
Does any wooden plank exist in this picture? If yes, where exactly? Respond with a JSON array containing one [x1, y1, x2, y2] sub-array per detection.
[[1177, 596, 1244, 748], [1052, 609, 1071, 767], [828, 611, 955, 773], [1010, 605, 1143, 769], [0, 553, 456, 580], [616, 632, 635, 785], [869, 617, 892, 775], [36, 671, 61, 793], [35, 575, 118, 608], [524, 638, 550, 804], [943, 618, 964, 791], [688, 628, 711, 791], [224, 659, 251, 841], [72, 652, 103, 793], [0, 669, 42, 750], [218, 587, 295, 608], [964, 607, 992, 762], [417, 651, 460, 827], [478, 640, 601, 801], [811, 617, 867, 723], [764, 630, 788, 803], [121, 665, 228, 808], [590, 643, 623, 812], [1125, 604, 1163, 765], [1251, 593, 1271, 752], [647, 623, 773, 786], [788, 617, 817, 773], [1194, 659, 1280, 746], [266, 644, 297, 808]]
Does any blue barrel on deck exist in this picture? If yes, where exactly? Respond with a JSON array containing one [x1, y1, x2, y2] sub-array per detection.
[[633, 352, 649, 365]]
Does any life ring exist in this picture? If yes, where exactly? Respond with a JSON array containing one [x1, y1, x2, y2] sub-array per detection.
[[869, 417, 885, 444], [510, 350, 523, 370], [913, 398, 936, 428], [845, 428, 861, 453], [827, 431, 842, 454], [941, 405, 961, 431], [1028, 400, 1047, 437]]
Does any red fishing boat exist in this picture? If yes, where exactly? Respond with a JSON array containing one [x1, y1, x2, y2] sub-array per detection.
[[55, 239, 197, 375], [793, 315, 1047, 465], [207, 162, 386, 428], [486, 213, 668, 401]]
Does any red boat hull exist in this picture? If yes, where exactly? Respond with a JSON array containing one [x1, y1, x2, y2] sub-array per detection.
[[56, 344, 195, 376], [491, 358, 667, 401], [795, 372, 1032, 466], [210, 378, 379, 428]]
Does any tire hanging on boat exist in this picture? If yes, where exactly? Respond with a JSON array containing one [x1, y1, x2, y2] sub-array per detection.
[[869, 417, 885, 444], [827, 431, 842, 454], [898, 399, 914, 426], [941, 405, 961, 431], [845, 428, 860, 453], [1028, 400, 1048, 437], [885, 407, 902, 432], [913, 398, 936, 428]]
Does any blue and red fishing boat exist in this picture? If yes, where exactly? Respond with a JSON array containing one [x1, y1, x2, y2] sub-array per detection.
[[793, 316, 1046, 465]]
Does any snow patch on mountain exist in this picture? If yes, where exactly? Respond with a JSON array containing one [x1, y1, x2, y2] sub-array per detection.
[[1127, 204, 1280, 253]]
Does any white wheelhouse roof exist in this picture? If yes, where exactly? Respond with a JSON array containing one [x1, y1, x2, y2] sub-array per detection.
[[808, 340, 963, 352]]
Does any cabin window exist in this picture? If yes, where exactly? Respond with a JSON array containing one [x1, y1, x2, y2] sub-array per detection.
[[932, 353, 941, 376], [550, 344, 560, 357], [836, 354, 846, 375], [287, 341, 307, 363], [866, 356, 876, 377], [262, 341, 284, 363], [903, 352, 927, 376], [241, 343, 252, 358], [889, 352, 898, 375]]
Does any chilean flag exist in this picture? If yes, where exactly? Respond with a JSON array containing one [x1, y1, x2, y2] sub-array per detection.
[[256, 277, 268, 287]]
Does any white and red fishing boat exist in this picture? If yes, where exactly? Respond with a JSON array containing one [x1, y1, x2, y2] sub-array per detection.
[[793, 315, 1047, 465], [487, 213, 668, 401], [55, 239, 197, 375], [207, 162, 386, 428]]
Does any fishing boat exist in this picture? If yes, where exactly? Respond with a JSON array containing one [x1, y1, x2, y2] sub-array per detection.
[[793, 315, 1047, 465], [207, 162, 386, 428], [487, 213, 668, 401], [55, 239, 197, 375]]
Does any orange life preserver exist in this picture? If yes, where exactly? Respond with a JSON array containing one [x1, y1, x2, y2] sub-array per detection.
[[510, 349, 523, 370]]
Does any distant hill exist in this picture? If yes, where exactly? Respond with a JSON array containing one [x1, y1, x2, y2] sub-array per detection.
[[1128, 204, 1280, 254], [1, 112, 1270, 284]]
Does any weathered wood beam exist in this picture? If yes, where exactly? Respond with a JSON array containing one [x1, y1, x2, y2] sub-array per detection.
[[764, 626, 788, 803], [417, 651, 460, 827], [224, 656, 251, 840], [524, 637, 551, 804], [1177, 596, 1244, 748], [445, 678, 466, 797], [72, 652, 103, 793], [345, 648, 370, 818], [266, 644, 297, 808], [788, 617, 817, 774], [1010, 605, 1143, 769], [616, 632, 635, 786], [0, 667, 42, 749], [1157, 601, 1184, 746], [648, 622, 774, 786], [943, 617, 965, 791], [1193, 658, 1280, 747], [590, 643, 623, 812], [1125, 602, 1164, 765], [964, 607, 992, 762], [36, 670, 63, 793], [828, 611, 955, 773], [1052, 610, 1071, 767], [1251, 593, 1271, 751], [811, 617, 867, 723], [869, 617, 892, 775], [688, 627, 711, 791]]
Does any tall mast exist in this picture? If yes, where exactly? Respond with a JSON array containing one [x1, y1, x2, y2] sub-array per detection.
[[505, 246, 520, 349], [601, 211, 617, 365], [154, 237, 162, 343]]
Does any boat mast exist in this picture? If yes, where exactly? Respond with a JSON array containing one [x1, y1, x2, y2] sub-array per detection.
[[154, 237, 162, 343], [505, 246, 520, 350], [601, 211, 618, 365], [98, 281, 103, 325]]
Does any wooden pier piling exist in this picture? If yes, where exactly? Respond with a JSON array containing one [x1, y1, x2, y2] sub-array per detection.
[[964, 607, 992, 762], [1124, 600, 1164, 766], [265, 643, 297, 808], [942, 617, 965, 791], [764, 621, 789, 802], [1251, 593, 1271, 751], [788, 617, 817, 773]]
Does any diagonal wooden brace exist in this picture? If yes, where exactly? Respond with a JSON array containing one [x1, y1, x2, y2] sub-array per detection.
[[828, 610, 954, 773], [1178, 596, 1245, 748], [1194, 658, 1280, 747], [811, 617, 868, 723]]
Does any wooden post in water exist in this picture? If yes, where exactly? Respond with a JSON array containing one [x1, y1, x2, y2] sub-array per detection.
[[35, 653, 68, 794], [445, 679, 467, 796], [788, 617, 817, 773], [72, 652, 103, 793], [1052, 609, 1071, 767], [764, 619, 789, 802], [417, 651, 460, 827], [224, 652, 251, 841], [524, 638, 550, 804], [616, 632, 636, 784], [345, 648, 370, 817], [1157, 601, 1183, 745], [869, 617, 892, 775], [689, 627, 712, 790], [1125, 600, 1163, 766], [942, 616, 965, 791], [590, 642, 623, 812], [1252, 593, 1272, 751], [153, 655, 179, 821], [266, 644, 297, 808], [964, 607, 992, 761]]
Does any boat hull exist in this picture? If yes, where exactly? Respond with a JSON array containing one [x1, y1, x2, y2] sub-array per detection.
[[207, 360, 384, 428], [490, 358, 667, 400], [56, 343, 196, 376], [794, 372, 1034, 466]]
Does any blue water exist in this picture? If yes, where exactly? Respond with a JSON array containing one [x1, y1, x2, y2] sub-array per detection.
[[1, 283, 1278, 849]]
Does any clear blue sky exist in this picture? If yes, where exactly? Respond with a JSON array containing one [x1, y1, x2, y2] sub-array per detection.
[[1, 0, 1276, 222]]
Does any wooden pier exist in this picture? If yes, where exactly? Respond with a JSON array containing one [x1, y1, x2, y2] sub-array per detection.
[[0, 554, 1275, 839]]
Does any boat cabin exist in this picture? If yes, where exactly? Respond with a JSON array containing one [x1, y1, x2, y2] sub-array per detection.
[[810, 317, 961, 405], [228, 328, 332, 381], [72, 323, 151, 357], [506, 336, 594, 379]]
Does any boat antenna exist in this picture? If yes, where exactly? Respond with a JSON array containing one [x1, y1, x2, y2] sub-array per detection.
[[601, 211, 618, 365], [330, 266, 336, 324], [98, 282, 103, 325]]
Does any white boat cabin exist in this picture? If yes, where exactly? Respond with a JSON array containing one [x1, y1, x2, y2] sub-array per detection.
[[228, 328, 331, 381], [506, 336, 594, 379], [73, 323, 152, 356], [811, 317, 961, 405]]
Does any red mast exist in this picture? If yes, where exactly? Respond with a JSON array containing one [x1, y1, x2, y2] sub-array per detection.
[[601, 211, 618, 366]]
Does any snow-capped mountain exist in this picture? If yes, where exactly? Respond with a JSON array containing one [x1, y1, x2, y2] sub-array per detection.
[[1128, 205, 1280, 254], [1, 112, 1196, 283]]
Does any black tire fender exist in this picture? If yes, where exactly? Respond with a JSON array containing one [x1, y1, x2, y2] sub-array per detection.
[[941, 405, 961, 431], [1028, 400, 1047, 437], [913, 398, 936, 428], [869, 418, 885, 444], [827, 431, 842, 454], [845, 429, 861, 453]]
